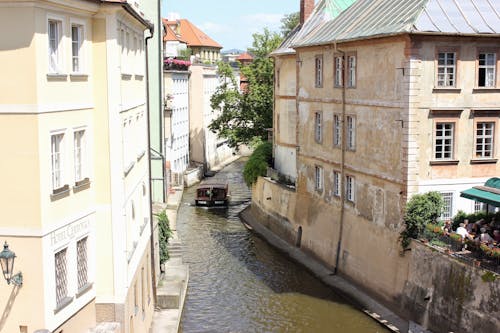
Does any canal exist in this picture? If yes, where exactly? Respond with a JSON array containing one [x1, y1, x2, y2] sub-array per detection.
[[177, 158, 388, 333]]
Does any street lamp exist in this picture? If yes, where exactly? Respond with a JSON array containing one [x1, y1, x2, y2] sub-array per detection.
[[0, 241, 23, 286]]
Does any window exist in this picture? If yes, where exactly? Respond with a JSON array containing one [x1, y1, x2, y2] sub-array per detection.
[[345, 175, 355, 202], [55, 248, 68, 307], [474, 201, 486, 213], [346, 116, 356, 150], [334, 56, 343, 87], [51, 133, 64, 190], [74, 130, 86, 182], [333, 114, 341, 147], [314, 112, 322, 143], [347, 55, 356, 87], [333, 171, 340, 197], [434, 122, 454, 160], [478, 52, 496, 87], [71, 24, 83, 72], [315, 166, 323, 191], [315, 55, 323, 88], [77, 237, 88, 290], [440, 192, 453, 220], [48, 19, 62, 73], [475, 122, 494, 158], [437, 52, 456, 87]]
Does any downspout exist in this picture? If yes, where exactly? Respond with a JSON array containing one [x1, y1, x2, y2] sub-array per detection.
[[334, 41, 345, 274], [157, 0, 166, 202], [145, 24, 158, 305]]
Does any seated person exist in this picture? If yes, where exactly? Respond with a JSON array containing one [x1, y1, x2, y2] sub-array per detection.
[[456, 223, 473, 240], [493, 229, 500, 243], [479, 228, 494, 244], [442, 220, 452, 235]]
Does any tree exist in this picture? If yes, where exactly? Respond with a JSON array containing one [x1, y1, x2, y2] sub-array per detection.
[[243, 141, 272, 187], [400, 192, 444, 249], [280, 12, 299, 37], [209, 28, 282, 148]]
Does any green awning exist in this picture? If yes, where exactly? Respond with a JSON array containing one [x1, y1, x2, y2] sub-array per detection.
[[460, 188, 500, 207]]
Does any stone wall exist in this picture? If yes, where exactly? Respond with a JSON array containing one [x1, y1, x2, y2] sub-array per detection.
[[252, 176, 500, 333]]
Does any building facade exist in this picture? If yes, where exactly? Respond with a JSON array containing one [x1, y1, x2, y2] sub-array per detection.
[[0, 1, 157, 332]]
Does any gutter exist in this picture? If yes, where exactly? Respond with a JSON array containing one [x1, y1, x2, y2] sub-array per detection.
[[144, 25, 158, 306]]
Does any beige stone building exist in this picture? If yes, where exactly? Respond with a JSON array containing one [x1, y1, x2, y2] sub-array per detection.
[[265, 0, 500, 316], [0, 1, 156, 332]]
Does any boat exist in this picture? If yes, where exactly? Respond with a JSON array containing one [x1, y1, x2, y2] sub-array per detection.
[[195, 182, 229, 207]]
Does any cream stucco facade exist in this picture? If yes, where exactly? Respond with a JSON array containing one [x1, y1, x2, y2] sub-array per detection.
[[0, 1, 157, 332]]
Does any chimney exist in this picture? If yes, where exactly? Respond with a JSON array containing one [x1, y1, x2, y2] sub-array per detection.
[[300, 0, 315, 25]]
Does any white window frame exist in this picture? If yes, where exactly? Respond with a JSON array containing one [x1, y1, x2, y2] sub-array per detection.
[[437, 52, 457, 87], [346, 115, 356, 151], [347, 55, 356, 87], [315, 166, 323, 192], [51, 131, 65, 190], [434, 122, 454, 160], [73, 128, 86, 183], [440, 192, 453, 220], [345, 175, 355, 203], [334, 56, 343, 87], [315, 55, 323, 88], [54, 247, 69, 308], [333, 114, 341, 147], [475, 122, 495, 159], [314, 111, 322, 143], [333, 171, 340, 197], [478, 52, 496, 88], [48, 17, 64, 73], [71, 21, 84, 73]]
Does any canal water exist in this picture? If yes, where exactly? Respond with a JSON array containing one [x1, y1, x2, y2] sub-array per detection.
[[177, 159, 388, 333]]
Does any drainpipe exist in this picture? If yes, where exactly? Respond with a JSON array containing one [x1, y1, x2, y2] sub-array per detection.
[[157, 0, 166, 202], [145, 24, 158, 306], [334, 41, 346, 274]]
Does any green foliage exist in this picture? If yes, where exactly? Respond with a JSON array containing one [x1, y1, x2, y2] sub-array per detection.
[[481, 271, 497, 283], [243, 142, 272, 187], [451, 210, 498, 230], [178, 47, 192, 60], [209, 28, 282, 148], [400, 192, 444, 249], [156, 210, 173, 264], [280, 11, 300, 37]]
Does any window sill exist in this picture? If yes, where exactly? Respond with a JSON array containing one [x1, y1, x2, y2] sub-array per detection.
[[76, 282, 93, 298], [429, 160, 459, 166], [73, 178, 90, 193], [50, 184, 70, 201], [135, 74, 144, 80], [70, 73, 89, 81], [54, 296, 73, 314], [47, 73, 68, 81], [124, 162, 135, 176], [472, 88, 500, 93], [121, 73, 133, 80], [432, 88, 461, 93], [470, 158, 498, 164], [137, 150, 146, 161]]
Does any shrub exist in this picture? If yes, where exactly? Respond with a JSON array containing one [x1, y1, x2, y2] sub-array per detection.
[[156, 210, 173, 264], [400, 191, 444, 249], [243, 141, 272, 187]]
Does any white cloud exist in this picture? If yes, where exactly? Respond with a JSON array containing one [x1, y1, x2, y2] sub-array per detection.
[[199, 21, 230, 34], [241, 13, 282, 28]]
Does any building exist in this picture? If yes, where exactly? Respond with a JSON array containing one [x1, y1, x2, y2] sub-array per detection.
[[258, 0, 500, 331], [163, 14, 222, 64], [189, 65, 234, 173], [0, 1, 157, 332]]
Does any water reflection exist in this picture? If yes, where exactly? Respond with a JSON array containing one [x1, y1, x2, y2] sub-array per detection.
[[178, 159, 387, 333]]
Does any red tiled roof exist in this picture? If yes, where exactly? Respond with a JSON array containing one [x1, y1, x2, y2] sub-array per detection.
[[162, 18, 222, 49], [164, 24, 186, 43], [237, 52, 253, 61]]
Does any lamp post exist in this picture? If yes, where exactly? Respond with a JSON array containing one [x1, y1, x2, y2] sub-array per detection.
[[0, 241, 23, 286]]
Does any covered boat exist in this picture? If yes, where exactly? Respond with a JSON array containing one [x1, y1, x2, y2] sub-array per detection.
[[195, 182, 229, 207]]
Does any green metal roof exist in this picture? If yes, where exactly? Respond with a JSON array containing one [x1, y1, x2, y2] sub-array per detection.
[[460, 178, 500, 207]]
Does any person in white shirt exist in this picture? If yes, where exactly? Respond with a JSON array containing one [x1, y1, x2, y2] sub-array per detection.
[[456, 223, 473, 240]]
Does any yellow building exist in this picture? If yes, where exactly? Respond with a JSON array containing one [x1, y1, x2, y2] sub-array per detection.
[[0, 1, 156, 332]]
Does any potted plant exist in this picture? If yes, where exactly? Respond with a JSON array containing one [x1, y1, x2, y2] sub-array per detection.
[[449, 233, 464, 251]]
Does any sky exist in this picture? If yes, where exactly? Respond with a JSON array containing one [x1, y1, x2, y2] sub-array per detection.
[[163, 0, 299, 51]]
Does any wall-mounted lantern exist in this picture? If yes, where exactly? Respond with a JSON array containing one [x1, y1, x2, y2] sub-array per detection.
[[0, 241, 23, 286]]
